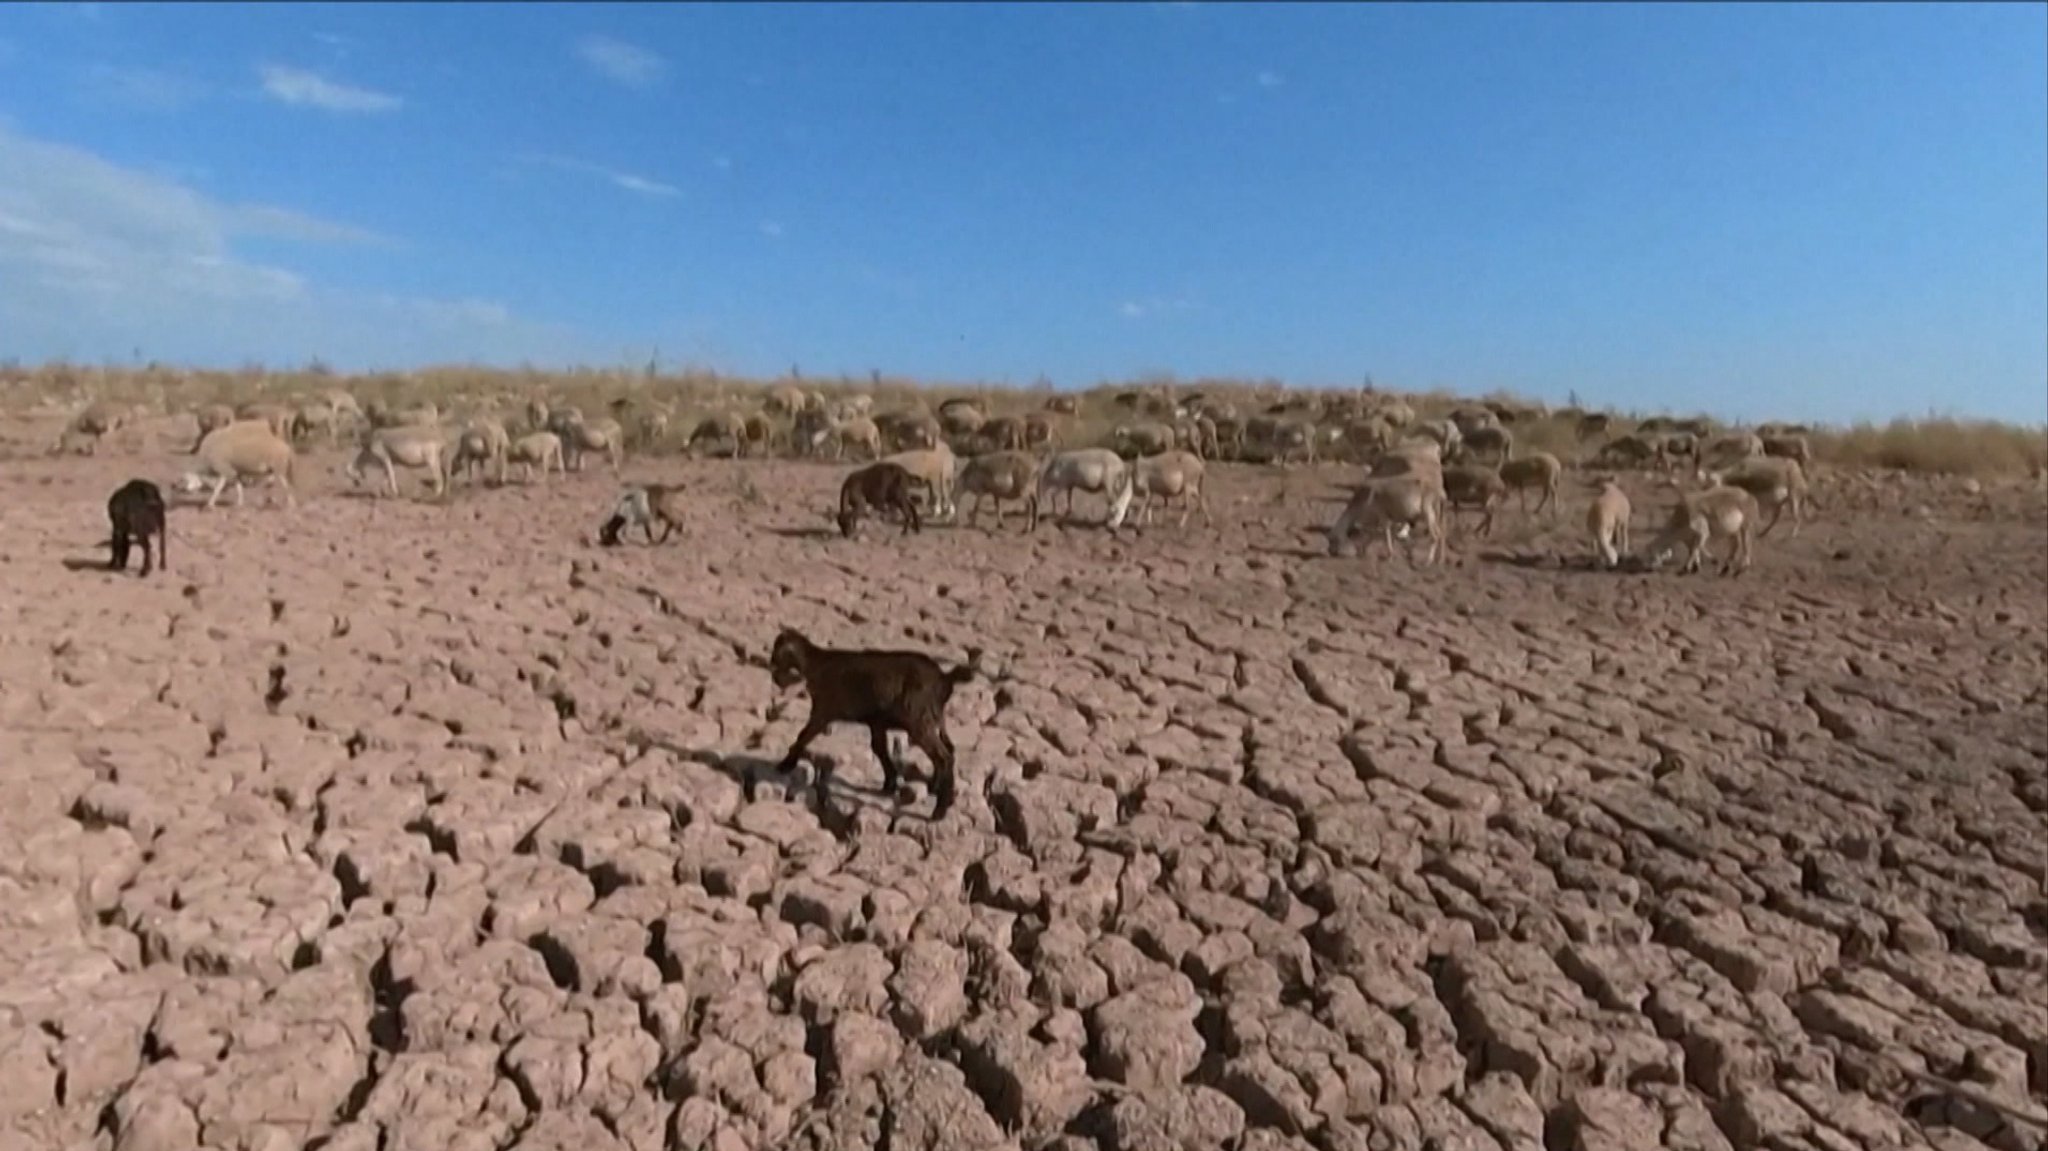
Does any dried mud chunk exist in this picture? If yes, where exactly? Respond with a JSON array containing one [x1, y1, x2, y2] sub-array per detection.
[[1095, 1086, 1247, 1151], [954, 1012, 1093, 1139], [1088, 973, 1203, 1092], [888, 940, 968, 1041]]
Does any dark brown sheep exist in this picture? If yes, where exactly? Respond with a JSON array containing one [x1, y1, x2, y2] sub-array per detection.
[[749, 628, 980, 820], [837, 462, 925, 538], [107, 478, 167, 576]]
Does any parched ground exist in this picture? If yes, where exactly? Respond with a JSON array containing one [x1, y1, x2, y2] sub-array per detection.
[[1, 441, 2043, 1151]]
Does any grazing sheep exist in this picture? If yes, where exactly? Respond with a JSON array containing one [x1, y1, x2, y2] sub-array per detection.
[[888, 413, 943, 453], [1411, 418, 1463, 459], [838, 462, 928, 538], [1326, 474, 1447, 564], [1022, 412, 1059, 450], [52, 401, 126, 455], [954, 450, 1040, 531], [1442, 464, 1508, 536], [106, 478, 167, 577], [741, 413, 780, 458], [1586, 477, 1632, 569], [347, 426, 449, 499], [751, 628, 980, 820], [1113, 422, 1176, 459], [1267, 418, 1318, 466], [688, 412, 747, 458], [1043, 394, 1081, 415], [366, 399, 439, 430], [1372, 398, 1416, 428], [1367, 439, 1446, 480], [1128, 449, 1211, 528], [1576, 412, 1613, 441], [1706, 456, 1809, 538], [938, 404, 986, 438], [1175, 414, 1220, 460], [1594, 433, 1662, 469], [1499, 452, 1564, 516], [880, 442, 959, 520], [599, 482, 688, 545], [450, 417, 512, 485], [1761, 433, 1813, 468], [1449, 407, 1501, 436], [1647, 484, 1760, 576], [977, 415, 1028, 453], [179, 420, 298, 509], [190, 403, 237, 452], [1458, 424, 1514, 465], [1702, 432, 1764, 470], [1657, 431, 1701, 471], [765, 385, 806, 416], [236, 402, 297, 442], [501, 432, 563, 483], [830, 416, 885, 461], [1035, 447, 1135, 529], [551, 411, 626, 472]]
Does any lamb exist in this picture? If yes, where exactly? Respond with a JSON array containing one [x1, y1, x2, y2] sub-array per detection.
[[837, 462, 927, 538], [505, 431, 566, 482], [880, 442, 959, 520], [549, 411, 625, 472], [749, 628, 980, 820], [599, 482, 689, 545], [347, 426, 449, 499], [178, 420, 298, 509], [1499, 451, 1564, 515], [1128, 448, 1211, 528], [1034, 447, 1135, 529], [1586, 476, 1632, 569], [1326, 473, 1446, 564], [1646, 484, 1760, 576], [106, 478, 168, 577], [954, 450, 1040, 531], [52, 401, 127, 455], [450, 417, 512, 485], [1441, 464, 1508, 536], [1705, 456, 1809, 538]]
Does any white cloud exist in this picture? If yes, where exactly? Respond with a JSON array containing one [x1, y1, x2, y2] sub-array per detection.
[[83, 64, 207, 112], [0, 123, 581, 368], [711, 155, 732, 172], [1256, 70, 1285, 88], [519, 152, 678, 198], [575, 34, 665, 89], [258, 65, 402, 114], [759, 220, 783, 239], [1117, 298, 1194, 319]]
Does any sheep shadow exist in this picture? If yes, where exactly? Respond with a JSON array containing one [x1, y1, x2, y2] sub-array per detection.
[[1478, 549, 1651, 576], [765, 525, 841, 540]]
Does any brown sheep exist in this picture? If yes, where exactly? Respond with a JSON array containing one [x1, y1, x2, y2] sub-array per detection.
[[837, 462, 927, 538]]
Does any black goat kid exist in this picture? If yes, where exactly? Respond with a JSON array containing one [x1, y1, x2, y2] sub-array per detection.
[[107, 478, 167, 577], [750, 628, 978, 820]]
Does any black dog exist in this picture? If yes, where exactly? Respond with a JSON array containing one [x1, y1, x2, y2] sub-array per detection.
[[107, 478, 168, 576]]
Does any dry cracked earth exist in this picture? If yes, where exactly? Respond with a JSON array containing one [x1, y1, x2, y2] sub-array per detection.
[[1, 437, 2044, 1151]]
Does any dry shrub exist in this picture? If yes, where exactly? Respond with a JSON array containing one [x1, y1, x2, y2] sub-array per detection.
[[1813, 418, 2048, 478]]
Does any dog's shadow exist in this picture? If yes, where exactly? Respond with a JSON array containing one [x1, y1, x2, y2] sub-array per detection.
[[59, 556, 113, 573], [765, 526, 841, 540]]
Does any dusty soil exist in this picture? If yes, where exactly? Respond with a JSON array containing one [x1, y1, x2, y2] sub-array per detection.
[[1, 440, 2044, 1151]]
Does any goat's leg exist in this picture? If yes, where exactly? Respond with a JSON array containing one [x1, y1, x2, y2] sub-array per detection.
[[908, 723, 957, 819], [760, 714, 831, 805], [109, 532, 130, 572], [869, 725, 902, 798], [137, 531, 154, 577]]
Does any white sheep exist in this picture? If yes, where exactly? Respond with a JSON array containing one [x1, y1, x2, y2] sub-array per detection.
[[955, 450, 1040, 530], [450, 417, 512, 485], [1035, 447, 1135, 529], [1705, 456, 1809, 538], [177, 420, 298, 509], [881, 442, 960, 520], [1646, 484, 1760, 576], [1499, 451, 1564, 516], [1128, 449, 1211, 528], [505, 431, 566, 483], [347, 426, 450, 499], [549, 411, 625, 472], [1326, 473, 1446, 564], [1586, 476, 1632, 569]]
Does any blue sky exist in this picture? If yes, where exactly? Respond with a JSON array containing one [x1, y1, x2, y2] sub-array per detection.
[[0, 2, 2041, 424]]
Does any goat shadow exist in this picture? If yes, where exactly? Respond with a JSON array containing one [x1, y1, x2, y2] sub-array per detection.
[[765, 525, 841, 540], [59, 555, 116, 574], [656, 743, 924, 819], [1478, 549, 1650, 575]]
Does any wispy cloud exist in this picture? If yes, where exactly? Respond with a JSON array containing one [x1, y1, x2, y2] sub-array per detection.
[[518, 153, 678, 198], [82, 64, 207, 113], [258, 65, 402, 114], [0, 123, 576, 368], [574, 34, 665, 89], [1256, 70, 1285, 88], [759, 220, 784, 239], [1117, 297, 1195, 319]]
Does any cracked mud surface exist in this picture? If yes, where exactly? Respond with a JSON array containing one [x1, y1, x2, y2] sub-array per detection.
[[2, 451, 2044, 1151]]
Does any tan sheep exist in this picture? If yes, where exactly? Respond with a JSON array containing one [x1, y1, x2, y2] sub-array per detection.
[[347, 426, 450, 499], [1327, 473, 1446, 564], [451, 417, 512, 485], [1112, 422, 1176, 459], [177, 420, 298, 509], [1705, 456, 1809, 538], [955, 449, 1040, 530], [1129, 449, 1211, 528], [1647, 484, 1760, 576], [1499, 451, 1564, 516], [52, 401, 127, 455], [550, 411, 626, 472], [1761, 433, 1813, 468], [504, 431, 566, 482], [1442, 464, 1508, 536], [881, 441, 960, 520]]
